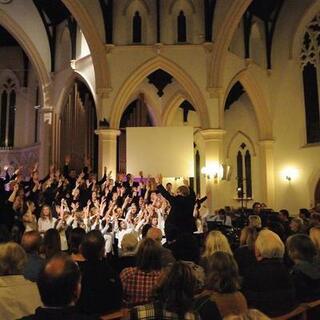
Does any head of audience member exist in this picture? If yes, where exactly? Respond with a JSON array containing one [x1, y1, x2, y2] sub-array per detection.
[[146, 227, 163, 243], [81, 230, 105, 261], [252, 202, 261, 214], [240, 226, 259, 249], [136, 238, 162, 272], [290, 217, 304, 234], [310, 212, 320, 227], [153, 261, 197, 318], [254, 230, 285, 261], [310, 226, 320, 253], [173, 234, 200, 264], [0, 242, 27, 276], [68, 227, 86, 255], [287, 234, 316, 263], [42, 229, 61, 260], [141, 223, 152, 239], [37, 253, 81, 307], [299, 208, 311, 221], [165, 182, 173, 193], [224, 309, 271, 320], [21, 231, 42, 254], [40, 205, 53, 220], [206, 251, 240, 293], [121, 232, 139, 256], [248, 215, 262, 229], [202, 230, 233, 258], [0, 225, 11, 243], [279, 209, 290, 222], [176, 185, 190, 197]]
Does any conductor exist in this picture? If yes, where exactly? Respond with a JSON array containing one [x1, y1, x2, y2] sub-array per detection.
[[156, 175, 196, 235]]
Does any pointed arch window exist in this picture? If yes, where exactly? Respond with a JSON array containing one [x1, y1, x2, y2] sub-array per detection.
[[177, 10, 187, 42], [132, 11, 142, 43], [301, 14, 320, 143], [0, 78, 16, 148], [236, 144, 252, 199]]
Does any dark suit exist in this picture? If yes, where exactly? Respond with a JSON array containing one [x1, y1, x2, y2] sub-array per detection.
[[157, 184, 196, 235]]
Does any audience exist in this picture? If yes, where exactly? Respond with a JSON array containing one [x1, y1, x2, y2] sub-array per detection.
[[77, 230, 122, 316], [20, 253, 96, 319], [196, 251, 247, 319], [131, 261, 205, 320], [0, 242, 42, 319], [242, 230, 296, 317], [1, 162, 320, 319], [120, 238, 162, 306], [287, 234, 320, 302], [21, 231, 44, 282]]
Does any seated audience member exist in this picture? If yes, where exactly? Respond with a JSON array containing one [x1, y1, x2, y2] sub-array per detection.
[[234, 226, 258, 276], [223, 309, 270, 320], [146, 227, 175, 267], [239, 215, 261, 246], [299, 208, 311, 227], [286, 234, 320, 302], [21, 231, 44, 282], [242, 230, 296, 317], [310, 226, 320, 259], [120, 238, 162, 306], [20, 253, 95, 320], [289, 217, 305, 235], [68, 227, 86, 262], [41, 228, 61, 260], [131, 261, 211, 320], [116, 232, 138, 273], [279, 209, 291, 238], [200, 230, 233, 272], [207, 208, 232, 227], [195, 252, 247, 319], [77, 230, 122, 316], [171, 233, 205, 292], [310, 212, 320, 228], [0, 242, 42, 319]]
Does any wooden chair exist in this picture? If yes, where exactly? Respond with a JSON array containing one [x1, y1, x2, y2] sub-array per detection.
[[100, 308, 130, 320], [271, 305, 307, 320]]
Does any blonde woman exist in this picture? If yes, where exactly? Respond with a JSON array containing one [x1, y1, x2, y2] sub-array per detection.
[[200, 230, 233, 272], [240, 215, 261, 246], [38, 205, 56, 235], [310, 226, 320, 258]]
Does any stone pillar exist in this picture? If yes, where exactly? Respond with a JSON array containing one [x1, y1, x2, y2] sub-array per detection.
[[95, 128, 120, 179], [200, 128, 226, 211], [259, 139, 275, 208]]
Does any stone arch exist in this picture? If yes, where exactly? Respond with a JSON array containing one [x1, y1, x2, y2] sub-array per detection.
[[110, 55, 209, 128], [308, 169, 320, 208], [222, 69, 273, 140], [226, 130, 257, 159], [61, 0, 111, 93], [55, 71, 97, 124], [290, 1, 320, 60], [125, 90, 162, 126], [169, 0, 196, 14], [209, 0, 251, 89], [0, 11, 51, 95], [162, 91, 190, 125], [123, 0, 150, 15]]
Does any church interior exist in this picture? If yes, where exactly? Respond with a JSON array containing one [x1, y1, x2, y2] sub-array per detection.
[[1, 0, 320, 214]]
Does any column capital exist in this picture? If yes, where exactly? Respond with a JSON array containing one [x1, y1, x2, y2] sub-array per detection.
[[95, 128, 121, 139], [200, 128, 226, 141], [259, 139, 275, 147]]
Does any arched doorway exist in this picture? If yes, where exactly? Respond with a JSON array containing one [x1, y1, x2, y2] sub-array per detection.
[[60, 79, 98, 172], [117, 94, 153, 173]]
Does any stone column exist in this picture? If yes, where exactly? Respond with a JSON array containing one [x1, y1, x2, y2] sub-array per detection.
[[95, 128, 120, 179], [259, 139, 275, 208], [200, 128, 226, 211]]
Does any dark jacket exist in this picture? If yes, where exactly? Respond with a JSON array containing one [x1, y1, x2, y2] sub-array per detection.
[[19, 306, 97, 320], [242, 258, 297, 317], [157, 184, 196, 234], [290, 260, 320, 302], [77, 259, 122, 316]]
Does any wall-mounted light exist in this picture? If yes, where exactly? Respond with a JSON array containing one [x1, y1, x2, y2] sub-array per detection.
[[201, 162, 224, 183], [281, 167, 299, 183]]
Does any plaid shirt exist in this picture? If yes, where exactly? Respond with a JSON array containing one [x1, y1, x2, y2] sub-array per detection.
[[130, 302, 201, 320], [120, 267, 161, 306]]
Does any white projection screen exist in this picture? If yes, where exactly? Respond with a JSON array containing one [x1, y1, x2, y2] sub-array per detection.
[[126, 127, 194, 177]]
